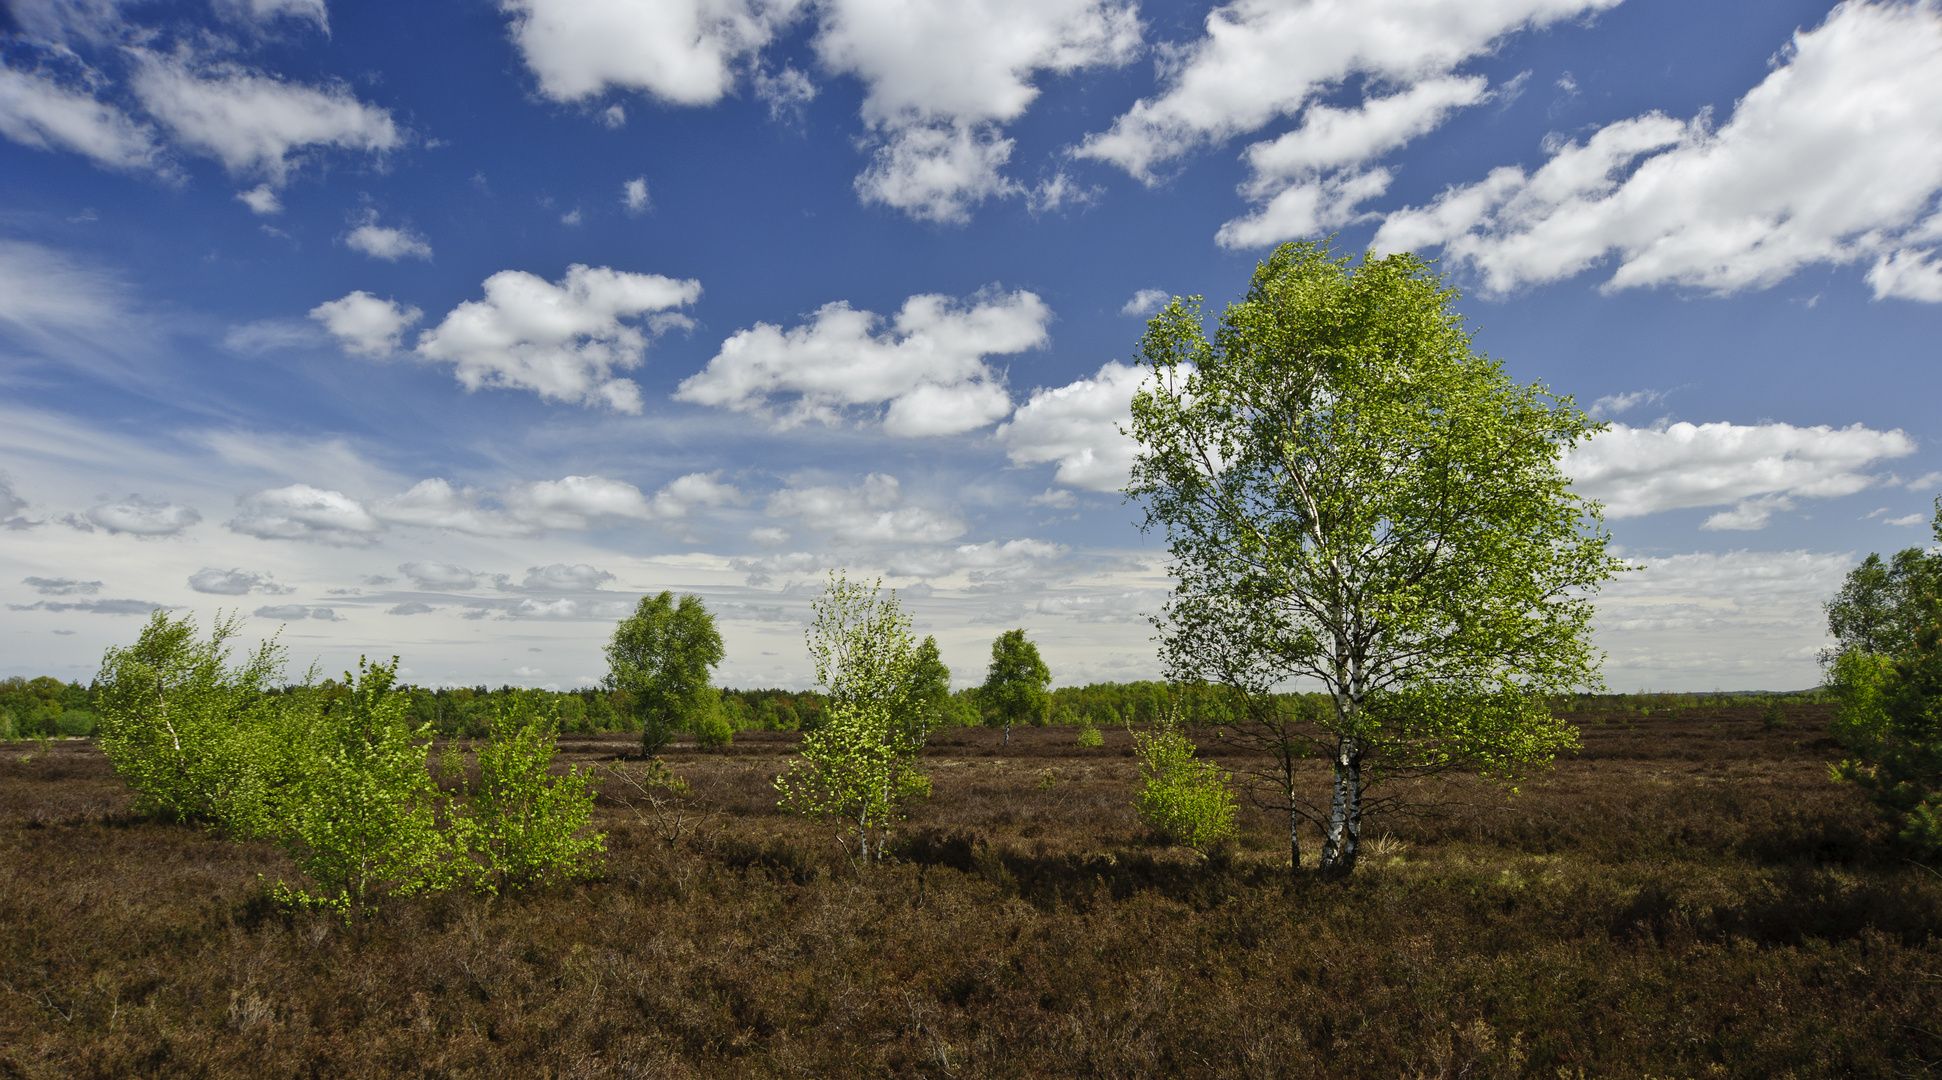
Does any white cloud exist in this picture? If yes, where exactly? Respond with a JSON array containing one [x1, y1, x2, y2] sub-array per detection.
[[1886, 513, 1928, 527], [754, 64, 816, 121], [0, 64, 164, 174], [1036, 588, 1164, 622], [748, 526, 791, 546], [996, 360, 1148, 492], [498, 0, 803, 106], [398, 561, 481, 590], [814, 0, 1140, 222], [678, 288, 1046, 436], [1214, 166, 1396, 248], [1120, 288, 1168, 316], [882, 536, 1069, 579], [1564, 420, 1917, 525], [766, 473, 966, 545], [128, 49, 402, 186], [1907, 471, 1942, 492], [1590, 388, 1669, 419], [370, 472, 734, 537], [188, 567, 291, 594], [621, 177, 650, 214], [235, 183, 282, 214], [1867, 247, 1942, 302], [309, 291, 422, 358], [1076, 0, 1614, 181], [229, 483, 384, 546], [0, 239, 130, 347], [213, 0, 330, 31], [388, 601, 436, 615], [853, 122, 1020, 224], [414, 264, 701, 412], [75, 494, 202, 535], [224, 317, 325, 353], [601, 103, 626, 128], [1372, 1, 1942, 298], [344, 212, 433, 261], [520, 563, 616, 590]]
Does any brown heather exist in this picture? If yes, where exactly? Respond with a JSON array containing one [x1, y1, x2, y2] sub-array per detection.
[[2, 700, 1938, 1078]]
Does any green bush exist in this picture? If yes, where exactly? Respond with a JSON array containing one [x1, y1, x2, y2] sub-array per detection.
[[693, 701, 734, 749], [1131, 716, 1236, 851], [463, 693, 605, 892], [1075, 724, 1104, 747]]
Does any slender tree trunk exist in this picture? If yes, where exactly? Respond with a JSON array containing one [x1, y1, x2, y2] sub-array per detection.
[[1320, 734, 1362, 875], [1289, 804, 1302, 872], [1003, 721, 1010, 747]]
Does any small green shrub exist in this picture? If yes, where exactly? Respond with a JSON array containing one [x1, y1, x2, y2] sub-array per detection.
[[463, 693, 605, 892], [1075, 724, 1103, 747], [693, 705, 734, 749], [1131, 715, 1235, 850]]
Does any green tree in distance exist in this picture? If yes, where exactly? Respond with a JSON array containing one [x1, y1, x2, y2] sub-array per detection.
[[1827, 500, 1942, 855], [1822, 501, 1942, 665], [604, 591, 725, 756], [1127, 240, 1625, 876], [980, 628, 1050, 747]]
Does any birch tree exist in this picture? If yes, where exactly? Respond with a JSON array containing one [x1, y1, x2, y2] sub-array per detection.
[[1126, 241, 1624, 876], [775, 572, 938, 867]]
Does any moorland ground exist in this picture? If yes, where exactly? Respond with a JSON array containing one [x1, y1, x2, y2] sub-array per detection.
[[2, 699, 1938, 1079]]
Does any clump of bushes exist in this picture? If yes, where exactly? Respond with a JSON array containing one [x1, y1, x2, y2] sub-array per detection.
[[1131, 714, 1235, 850], [1075, 724, 1104, 747], [95, 611, 603, 912]]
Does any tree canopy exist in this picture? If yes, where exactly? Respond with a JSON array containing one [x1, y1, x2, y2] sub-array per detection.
[[1126, 240, 1625, 875], [979, 629, 1051, 746], [604, 591, 725, 755]]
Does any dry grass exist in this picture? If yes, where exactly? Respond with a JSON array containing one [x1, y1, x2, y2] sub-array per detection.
[[1, 703, 1938, 1078]]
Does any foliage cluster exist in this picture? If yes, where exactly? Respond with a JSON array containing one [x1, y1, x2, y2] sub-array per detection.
[[775, 573, 941, 867], [94, 611, 603, 910], [1130, 714, 1236, 849]]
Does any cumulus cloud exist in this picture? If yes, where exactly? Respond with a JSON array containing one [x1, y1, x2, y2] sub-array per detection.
[[188, 567, 292, 595], [229, 483, 384, 546], [499, 0, 802, 106], [23, 576, 101, 596], [766, 473, 966, 545], [1036, 588, 1165, 622], [881, 537, 1070, 580], [1372, 1, 1942, 298], [398, 561, 481, 590], [1215, 75, 1496, 248], [996, 360, 1150, 491], [388, 601, 436, 615], [344, 211, 433, 261], [371, 472, 735, 537], [309, 291, 423, 359], [819, 0, 1140, 223], [1564, 420, 1917, 527], [1078, 0, 1614, 181], [0, 64, 164, 173], [235, 183, 282, 214], [128, 49, 402, 186], [1120, 289, 1169, 316], [414, 264, 701, 412], [71, 494, 202, 536], [621, 177, 650, 214], [678, 288, 1047, 436]]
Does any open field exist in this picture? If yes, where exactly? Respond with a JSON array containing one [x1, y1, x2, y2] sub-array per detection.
[[2, 701, 1939, 1078]]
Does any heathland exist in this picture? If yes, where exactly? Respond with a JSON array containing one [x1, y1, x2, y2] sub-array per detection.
[[2, 695, 1938, 1079]]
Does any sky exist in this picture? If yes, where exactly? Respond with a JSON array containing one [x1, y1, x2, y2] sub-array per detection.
[[2, 0, 1939, 694]]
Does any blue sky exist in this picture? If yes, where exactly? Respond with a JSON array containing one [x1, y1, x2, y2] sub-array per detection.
[[3, 0, 1939, 692]]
